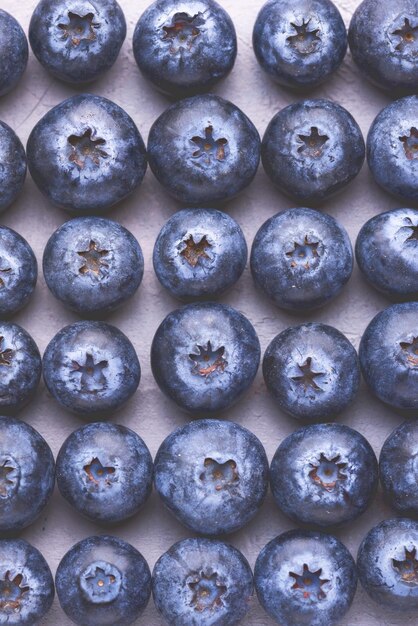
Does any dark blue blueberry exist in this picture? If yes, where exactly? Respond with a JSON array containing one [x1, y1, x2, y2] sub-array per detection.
[[56, 535, 151, 626], [133, 0, 237, 97], [0, 539, 54, 625], [261, 99, 365, 204], [251, 208, 353, 311], [0, 416, 55, 534], [147, 94, 260, 205], [151, 302, 260, 413], [0, 122, 26, 213], [153, 537, 253, 625], [154, 419, 268, 535], [0, 323, 41, 413], [43, 321, 140, 416], [263, 323, 360, 421], [253, 0, 347, 89], [29, 0, 126, 84], [356, 208, 418, 301], [153, 208, 247, 301], [380, 421, 418, 515], [43, 217, 143, 315], [270, 423, 378, 527], [367, 96, 418, 203], [0, 10, 28, 97], [359, 302, 418, 411], [357, 518, 418, 609], [0, 227, 37, 317], [27, 94, 147, 213], [56, 422, 153, 524], [255, 529, 357, 626], [349, 0, 418, 94]]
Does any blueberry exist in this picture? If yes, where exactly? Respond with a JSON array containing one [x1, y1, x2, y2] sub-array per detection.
[[367, 96, 418, 203], [349, 0, 418, 94], [261, 99, 365, 204], [27, 94, 147, 213], [0, 539, 54, 625], [263, 323, 360, 422], [270, 423, 378, 527], [356, 208, 418, 301], [29, 0, 126, 84], [152, 537, 253, 625], [0, 10, 28, 97], [0, 226, 37, 317], [43, 321, 140, 416], [154, 418, 268, 535], [251, 208, 353, 311], [0, 121, 26, 213], [255, 529, 357, 626], [151, 302, 260, 413], [380, 421, 418, 515], [357, 518, 418, 609], [0, 416, 55, 534], [56, 422, 153, 524], [359, 302, 418, 411], [43, 217, 143, 315], [147, 94, 260, 205], [0, 323, 41, 413], [253, 0, 347, 89], [56, 535, 151, 626], [133, 0, 237, 97], [153, 208, 247, 301]]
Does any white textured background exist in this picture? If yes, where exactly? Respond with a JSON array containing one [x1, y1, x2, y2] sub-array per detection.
[[0, 0, 411, 624]]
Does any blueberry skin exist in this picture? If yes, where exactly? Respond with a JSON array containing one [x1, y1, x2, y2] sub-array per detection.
[[356, 208, 418, 301], [380, 421, 418, 515], [153, 208, 247, 301], [367, 96, 418, 203], [0, 323, 41, 413], [0, 226, 37, 316], [43, 321, 140, 416], [359, 302, 418, 411], [147, 94, 260, 205], [56, 535, 151, 626], [133, 0, 237, 97], [253, 0, 347, 90], [43, 217, 143, 315], [261, 99, 365, 204], [152, 537, 253, 626], [151, 302, 260, 413], [251, 208, 353, 311], [0, 10, 28, 97], [255, 529, 357, 626], [270, 423, 378, 527], [29, 0, 126, 84], [27, 94, 147, 213], [0, 416, 55, 534], [349, 0, 418, 94], [56, 422, 153, 524], [0, 539, 54, 625], [154, 419, 268, 535], [0, 121, 27, 213], [357, 518, 418, 609], [263, 323, 360, 422]]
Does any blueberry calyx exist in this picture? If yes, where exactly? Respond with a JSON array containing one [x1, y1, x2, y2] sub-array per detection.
[[0, 337, 13, 365], [191, 125, 228, 163], [189, 341, 227, 377], [286, 236, 321, 270], [187, 570, 227, 612], [58, 12, 99, 47], [286, 18, 322, 54], [291, 357, 324, 391], [0, 457, 19, 498], [83, 457, 116, 490], [199, 457, 239, 493], [179, 234, 212, 267], [79, 560, 122, 604], [399, 336, 418, 367], [77, 240, 110, 276], [392, 547, 418, 585], [309, 453, 347, 492], [161, 12, 205, 54], [289, 564, 329, 601], [68, 128, 109, 169], [0, 571, 30, 611], [71, 353, 109, 392], [390, 16, 418, 54]]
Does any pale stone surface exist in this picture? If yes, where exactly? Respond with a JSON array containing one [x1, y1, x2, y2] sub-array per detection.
[[0, 0, 411, 624]]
